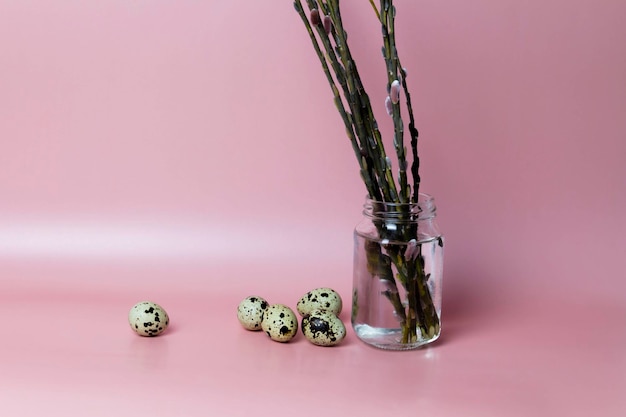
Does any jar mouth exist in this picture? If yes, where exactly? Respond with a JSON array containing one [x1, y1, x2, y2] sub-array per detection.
[[363, 193, 436, 221]]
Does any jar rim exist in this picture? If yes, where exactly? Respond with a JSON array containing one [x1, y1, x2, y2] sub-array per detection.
[[363, 193, 436, 221]]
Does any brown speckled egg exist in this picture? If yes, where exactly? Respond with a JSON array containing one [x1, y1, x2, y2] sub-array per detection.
[[297, 287, 342, 317], [237, 296, 269, 331], [302, 309, 346, 347], [261, 304, 298, 342], [128, 301, 169, 337]]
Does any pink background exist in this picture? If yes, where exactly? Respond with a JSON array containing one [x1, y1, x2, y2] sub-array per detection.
[[1, 0, 624, 416]]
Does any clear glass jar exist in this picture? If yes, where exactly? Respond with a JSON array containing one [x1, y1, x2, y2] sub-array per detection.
[[352, 193, 444, 350]]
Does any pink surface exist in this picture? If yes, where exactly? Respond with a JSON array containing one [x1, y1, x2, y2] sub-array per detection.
[[1, 1, 625, 416]]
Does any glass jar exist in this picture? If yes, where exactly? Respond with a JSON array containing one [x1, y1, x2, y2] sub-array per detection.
[[352, 193, 444, 350]]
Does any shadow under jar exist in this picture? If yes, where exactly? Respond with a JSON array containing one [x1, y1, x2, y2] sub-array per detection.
[[352, 193, 444, 350]]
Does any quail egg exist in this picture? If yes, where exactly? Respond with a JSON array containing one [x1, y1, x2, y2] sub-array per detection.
[[261, 304, 298, 342], [302, 309, 346, 347], [297, 287, 342, 317], [237, 296, 269, 331], [129, 301, 170, 337]]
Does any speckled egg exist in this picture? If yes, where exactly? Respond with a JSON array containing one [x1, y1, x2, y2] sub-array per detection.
[[128, 301, 169, 337], [297, 287, 342, 317], [302, 309, 346, 347], [261, 304, 298, 343], [237, 296, 269, 331]]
